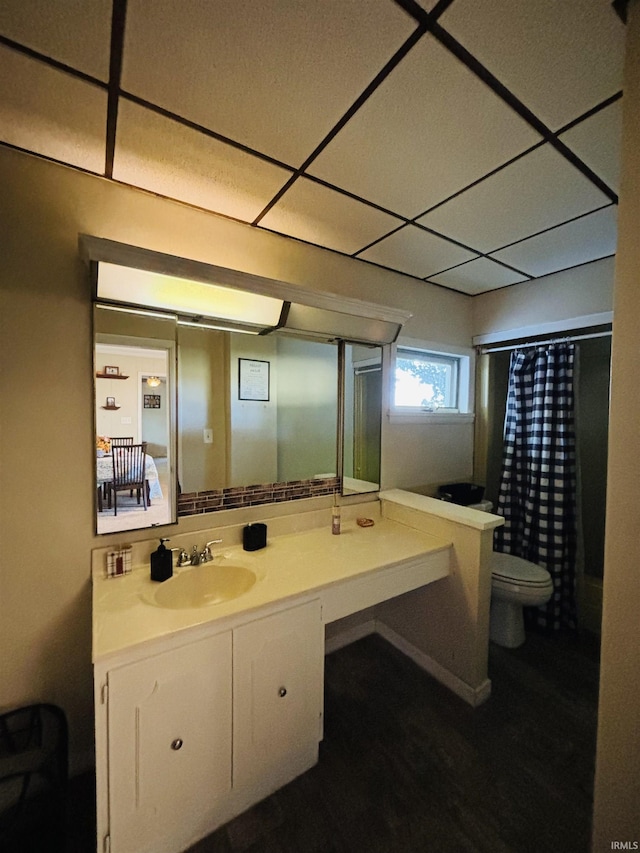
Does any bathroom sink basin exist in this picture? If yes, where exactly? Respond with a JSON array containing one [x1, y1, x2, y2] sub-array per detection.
[[153, 563, 257, 609]]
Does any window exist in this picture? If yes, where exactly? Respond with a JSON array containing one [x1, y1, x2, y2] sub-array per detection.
[[394, 348, 460, 411], [389, 342, 474, 422]]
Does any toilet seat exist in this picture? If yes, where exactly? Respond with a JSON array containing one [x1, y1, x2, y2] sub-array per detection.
[[491, 551, 551, 587]]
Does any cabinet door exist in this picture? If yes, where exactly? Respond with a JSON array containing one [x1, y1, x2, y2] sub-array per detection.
[[233, 599, 323, 796], [107, 631, 232, 853]]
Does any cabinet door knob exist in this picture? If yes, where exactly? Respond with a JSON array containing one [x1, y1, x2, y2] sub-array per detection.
[[278, 687, 287, 698], [171, 738, 183, 750]]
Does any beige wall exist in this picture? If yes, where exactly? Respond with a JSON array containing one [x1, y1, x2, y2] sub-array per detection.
[[592, 3, 640, 848], [0, 145, 474, 770], [472, 255, 614, 341], [178, 326, 229, 493], [377, 498, 495, 699]]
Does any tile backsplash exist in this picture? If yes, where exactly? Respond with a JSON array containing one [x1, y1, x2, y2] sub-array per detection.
[[178, 477, 341, 517]]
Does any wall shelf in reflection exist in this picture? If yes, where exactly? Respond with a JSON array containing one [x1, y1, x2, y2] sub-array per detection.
[[101, 405, 121, 410], [96, 372, 129, 379]]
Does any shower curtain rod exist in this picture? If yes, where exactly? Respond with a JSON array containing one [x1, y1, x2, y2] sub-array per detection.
[[479, 329, 611, 355]]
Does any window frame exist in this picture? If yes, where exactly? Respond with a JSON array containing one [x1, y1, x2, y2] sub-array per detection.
[[388, 340, 475, 425]]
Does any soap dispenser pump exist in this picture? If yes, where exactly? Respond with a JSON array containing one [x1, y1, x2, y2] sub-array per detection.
[[150, 537, 173, 582]]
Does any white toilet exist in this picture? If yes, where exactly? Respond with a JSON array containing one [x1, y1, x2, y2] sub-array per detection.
[[470, 501, 555, 648]]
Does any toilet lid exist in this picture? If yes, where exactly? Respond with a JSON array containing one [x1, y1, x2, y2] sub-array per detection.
[[491, 551, 551, 586]]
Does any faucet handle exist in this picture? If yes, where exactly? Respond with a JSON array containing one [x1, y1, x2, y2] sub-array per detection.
[[201, 539, 222, 562], [177, 548, 190, 567]]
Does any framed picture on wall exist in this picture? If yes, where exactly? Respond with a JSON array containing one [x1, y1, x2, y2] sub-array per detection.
[[144, 394, 161, 409], [104, 365, 120, 376], [238, 358, 270, 401]]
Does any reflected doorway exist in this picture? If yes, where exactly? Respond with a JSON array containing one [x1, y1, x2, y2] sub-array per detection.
[[353, 365, 382, 485], [95, 342, 173, 534]]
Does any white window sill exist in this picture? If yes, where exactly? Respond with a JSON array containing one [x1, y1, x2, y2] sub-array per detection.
[[388, 412, 475, 425]]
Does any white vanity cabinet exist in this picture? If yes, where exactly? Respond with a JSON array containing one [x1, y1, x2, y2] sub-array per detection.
[[233, 598, 324, 802], [96, 597, 323, 853], [105, 630, 233, 853]]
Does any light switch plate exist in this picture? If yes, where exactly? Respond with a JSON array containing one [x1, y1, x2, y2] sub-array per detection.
[[203, 428, 213, 444]]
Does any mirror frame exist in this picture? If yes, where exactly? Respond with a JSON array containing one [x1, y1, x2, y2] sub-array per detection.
[[83, 236, 411, 532]]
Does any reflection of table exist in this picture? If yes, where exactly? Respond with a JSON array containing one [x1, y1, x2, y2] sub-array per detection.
[[96, 454, 163, 501]]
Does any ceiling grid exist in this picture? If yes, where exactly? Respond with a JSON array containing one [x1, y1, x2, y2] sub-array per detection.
[[0, 0, 625, 295]]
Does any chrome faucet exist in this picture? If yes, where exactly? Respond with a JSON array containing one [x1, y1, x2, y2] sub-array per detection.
[[175, 540, 223, 567], [200, 539, 223, 562], [176, 548, 191, 567]]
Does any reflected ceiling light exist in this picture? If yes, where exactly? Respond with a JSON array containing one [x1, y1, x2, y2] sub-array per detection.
[[176, 319, 259, 335], [146, 376, 161, 387], [95, 303, 175, 320], [97, 263, 284, 327]]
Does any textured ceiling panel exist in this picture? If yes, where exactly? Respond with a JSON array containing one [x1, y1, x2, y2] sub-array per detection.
[[358, 224, 478, 279], [439, 0, 625, 130], [0, 0, 112, 82], [418, 144, 610, 253], [0, 45, 107, 172], [113, 100, 292, 222], [308, 34, 539, 218], [560, 100, 623, 194], [121, 0, 415, 166], [489, 206, 618, 278], [0, 1, 626, 296], [428, 257, 529, 295], [259, 178, 402, 255]]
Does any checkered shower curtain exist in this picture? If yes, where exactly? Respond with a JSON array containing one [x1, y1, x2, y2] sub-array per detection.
[[494, 343, 577, 631]]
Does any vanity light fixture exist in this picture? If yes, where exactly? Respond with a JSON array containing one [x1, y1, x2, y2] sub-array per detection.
[[82, 235, 413, 345], [97, 263, 284, 328]]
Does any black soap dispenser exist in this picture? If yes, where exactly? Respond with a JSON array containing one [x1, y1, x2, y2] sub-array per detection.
[[150, 537, 173, 582]]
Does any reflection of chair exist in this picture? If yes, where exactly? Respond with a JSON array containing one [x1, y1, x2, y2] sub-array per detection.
[[108, 442, 148, 516], [110, 436, 133, 447], [0, 703, 68, 849], [109, 438, 135, 497]]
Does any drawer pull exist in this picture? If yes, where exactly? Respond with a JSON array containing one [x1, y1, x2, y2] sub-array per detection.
[[278, 687, 287, 698], [171, 738, 183, 750]]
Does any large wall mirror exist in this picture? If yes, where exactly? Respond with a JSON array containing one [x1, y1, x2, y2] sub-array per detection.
[[85, 237, 409, 535]]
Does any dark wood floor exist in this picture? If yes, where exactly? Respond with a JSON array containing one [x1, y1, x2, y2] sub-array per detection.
[[9, 628, 599, 853], [190, 630, 599, 853]]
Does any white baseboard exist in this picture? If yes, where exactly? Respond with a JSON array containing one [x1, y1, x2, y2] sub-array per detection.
[[324, 619, 376, 654], [324, 618, 491, 707], [376, 621, 492, 707]]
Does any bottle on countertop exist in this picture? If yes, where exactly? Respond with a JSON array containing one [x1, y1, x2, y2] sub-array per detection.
[[150, 537, 173, 582], [332, 497, 341, 535]]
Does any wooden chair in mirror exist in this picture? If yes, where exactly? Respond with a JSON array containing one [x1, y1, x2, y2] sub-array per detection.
[[108, 442, 149, 516]]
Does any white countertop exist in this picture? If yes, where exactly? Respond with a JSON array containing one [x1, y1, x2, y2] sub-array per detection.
[[93, 517, 451, 663], [379, 489, 505, 531]]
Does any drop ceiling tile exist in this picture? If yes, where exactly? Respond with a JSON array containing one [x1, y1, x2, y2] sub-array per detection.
[[113, 100, 292, 222], [0, 45, 107, 172], [121, 0, 415, 166], [259, 178, 402, 256], [560, 100, 622, 195], [0, 0, 112, 81], [490, 206, 618, 278], [309, 34, 539, 218], [428, 257, 529, 295], [417, 144, 610, 253], [358, 224, 478, 279], [439, 0, 625, 130]]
